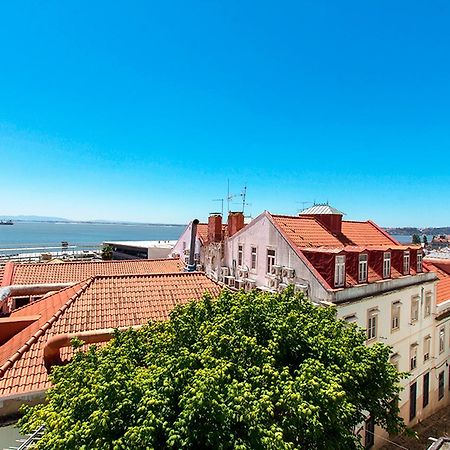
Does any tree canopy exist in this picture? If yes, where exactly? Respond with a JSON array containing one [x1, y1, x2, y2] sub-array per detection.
[[20, 288, 404, 449], [412, 234, 421, 245]]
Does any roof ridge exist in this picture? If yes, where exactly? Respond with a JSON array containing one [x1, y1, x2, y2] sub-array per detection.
[[0, 279, 92, 377], [269, 213, 316, 220], [8, 258, 179, 268], [92, 271, 206, 281]]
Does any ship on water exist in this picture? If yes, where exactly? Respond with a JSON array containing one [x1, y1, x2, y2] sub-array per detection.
[[0, 220, 13, 225]]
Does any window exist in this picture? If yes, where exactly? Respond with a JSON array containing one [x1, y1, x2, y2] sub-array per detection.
[[403, 251, 410, 275], [358, 254, 368, 283], [439, 327, 445, 354], [364, 416, 375, 449], [391, 301, 401, 331], [439, 371, 445, 400], [335, 255, 346, 287], [390, 353, 400, 371], [411, 296, 419, 322], [266, 249, 276, 274], [423, 373, 430, 408], [424, 292, 432, 318], [251, 246, 257, 270], [238, 244, 243, 266], [383, 252, 391, 278], [367, 309, 378, 340], [410, 344, 418, 370], [410, 382, 417, 421], [417, 251, 423, 272], [424, 336, 431, 362]]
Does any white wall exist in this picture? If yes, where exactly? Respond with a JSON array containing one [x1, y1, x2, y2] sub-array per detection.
[[171, 222, 202, 262]]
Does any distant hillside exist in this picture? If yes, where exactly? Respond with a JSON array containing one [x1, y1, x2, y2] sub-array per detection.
[[385, 227, 450, 236], [0, 215, 70, 222]]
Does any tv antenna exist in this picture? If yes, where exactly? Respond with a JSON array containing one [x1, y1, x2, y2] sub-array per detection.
[[213, 198, 224, 216]]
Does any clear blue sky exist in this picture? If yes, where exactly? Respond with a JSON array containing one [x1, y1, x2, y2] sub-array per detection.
[[0, 1, 449, 227]]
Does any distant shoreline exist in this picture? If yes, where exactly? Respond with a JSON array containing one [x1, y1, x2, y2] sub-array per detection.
[[0, 219, 186, 227]]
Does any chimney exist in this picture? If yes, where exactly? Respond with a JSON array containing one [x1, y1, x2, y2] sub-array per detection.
[[208, 213, 222, 243], [227, 212, 245, 237], [187, 219, 199, 272]]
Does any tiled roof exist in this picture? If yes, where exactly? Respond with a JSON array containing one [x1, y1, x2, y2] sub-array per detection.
[[269, 214, 397, 249], [437, 278, 450, 305], [270, 215, 343, 248], [424, 259, 450, 279], [0, 272, 221, 397], [196, 223, 209, 244], [1, 258, 184, 286], [340, 221, 398, 246]]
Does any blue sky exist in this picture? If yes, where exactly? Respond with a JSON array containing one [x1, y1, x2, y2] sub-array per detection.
[[0, 1, 449, 227]]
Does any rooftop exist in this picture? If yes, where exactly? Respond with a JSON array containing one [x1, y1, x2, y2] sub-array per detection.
[[300, 204, 345, 215], [1, 258, 184, 286], [0, 272, 221, 397]]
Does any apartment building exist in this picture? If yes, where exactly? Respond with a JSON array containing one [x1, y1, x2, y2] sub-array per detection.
[[197, 205, 440, 448]]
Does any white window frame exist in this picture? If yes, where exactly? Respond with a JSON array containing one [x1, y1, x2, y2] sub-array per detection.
[[424, 292, 432, 318], [334, 255, 346, 288], [358, 253, 368, 283], [410, 344, 418, 371], [367, 309, 378, 341], [266, 249, 276, 274], [238, 244, 243, 267], [424, 336, 431, 362], [411, 296, 419, 323], [383, 252, 391, 278], [417, 251, 423, 272], [250, 246, 257, 271], [439, 327, 445, 354], [403, 251, 410, 275], [391, 301, 401, 331]]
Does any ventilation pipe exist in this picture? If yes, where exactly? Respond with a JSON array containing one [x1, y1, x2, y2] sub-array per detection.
[[43, 325, 143, 371], [187, 219, 199, 272]]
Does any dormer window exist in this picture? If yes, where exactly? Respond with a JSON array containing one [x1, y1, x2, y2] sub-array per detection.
[[334, 255, 346, 288], [417, 251, 423, 273], [383, 252, 391, 278], [403, 251, 410, 275], [358, 254, 368, 283]]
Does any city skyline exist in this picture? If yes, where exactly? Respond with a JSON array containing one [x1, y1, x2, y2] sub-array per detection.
[[1, 1, 449, 227]]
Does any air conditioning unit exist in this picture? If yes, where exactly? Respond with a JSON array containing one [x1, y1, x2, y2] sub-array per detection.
[[270, 265, 282, 276], [245, 279, 256, 292], [294, 283, 308, 294], [267, 277, 280, 289], [278, 282, 288, 292], [224, 275, 235, 288], [221, 266, 229, 277], [238, 268, 249, 278], [235, 279, 246, 290], [282, 267, 295, 279]]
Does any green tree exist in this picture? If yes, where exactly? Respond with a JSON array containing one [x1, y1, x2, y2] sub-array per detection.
[[412, 234, 421, 245], [423, 235, 428, 246], [101, 244, 113, 260], [19, 288, 404, 449]]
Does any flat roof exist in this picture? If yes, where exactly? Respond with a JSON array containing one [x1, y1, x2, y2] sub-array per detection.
[[103, 240, 177, 248]]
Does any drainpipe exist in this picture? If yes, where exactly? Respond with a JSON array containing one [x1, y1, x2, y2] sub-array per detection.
[[43, 325, 143, 371], [187, 219, 199, 272], [0, 283, 74, 311]]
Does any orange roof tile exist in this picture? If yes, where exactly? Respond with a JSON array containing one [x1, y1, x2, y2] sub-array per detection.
[[340, 221, 399, 246], [0, 272, 221, 397], [437, 277, 450, 305], [196, 223, 209, 244], [2, 259, 183, 286], [270, 215, 343, 248]]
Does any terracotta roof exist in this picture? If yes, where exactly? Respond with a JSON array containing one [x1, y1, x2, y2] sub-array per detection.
[[437, 278, 450, 305], [340, 221, 398, 247], [424, 259, 450, 279], [196, 223, 209, 244], [269, 214, 397, 249], [270, 215, 343, 248], [0, 272, 221, 397], [1, 259, 184, 286]]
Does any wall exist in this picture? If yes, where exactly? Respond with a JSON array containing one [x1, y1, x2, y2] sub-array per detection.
[[171, 222, 202, 264], [222, 213, 330, 301]]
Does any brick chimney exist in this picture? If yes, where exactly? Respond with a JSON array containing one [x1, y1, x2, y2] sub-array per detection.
[[208, 213, 223, 243], [227, 211, 245, 237]]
